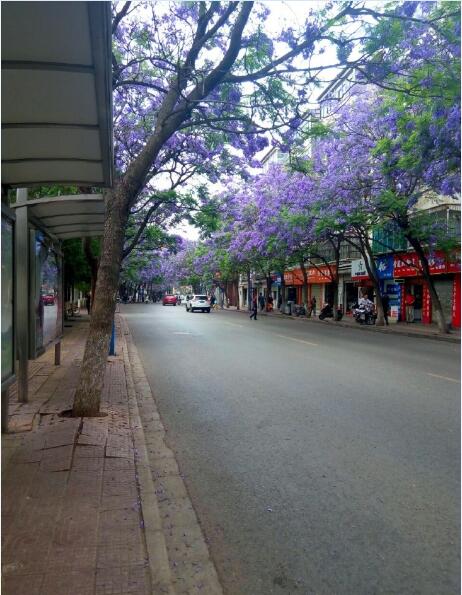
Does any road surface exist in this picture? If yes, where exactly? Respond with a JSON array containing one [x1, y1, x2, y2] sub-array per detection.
[[123, 303, 460, 595]]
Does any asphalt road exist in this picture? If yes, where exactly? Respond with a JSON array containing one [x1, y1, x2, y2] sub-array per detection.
[[123, 303, 460, 595]]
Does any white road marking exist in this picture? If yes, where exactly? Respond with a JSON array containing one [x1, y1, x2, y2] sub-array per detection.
[[426, 372, 460, 384], [223, 321, 244, 328], [274, 334, 318, 347]]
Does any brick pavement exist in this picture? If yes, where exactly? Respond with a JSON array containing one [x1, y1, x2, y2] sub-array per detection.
[[2, 315, 223, 595]]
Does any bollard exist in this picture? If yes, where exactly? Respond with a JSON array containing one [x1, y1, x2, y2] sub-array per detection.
[[109, 321, 116, 356]]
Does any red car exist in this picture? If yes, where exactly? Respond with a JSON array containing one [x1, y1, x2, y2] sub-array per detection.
[[162, 295, 177, 306], [42, 294, 55, 306]]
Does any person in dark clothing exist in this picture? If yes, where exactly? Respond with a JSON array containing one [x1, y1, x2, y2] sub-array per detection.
[[249, 296, 258, 320], [381, 293, 390, 325], [85, 293, 91, 315], [309, 296, 316, 317], [258, 293, 265, 311], [267, 294, 274, 312]]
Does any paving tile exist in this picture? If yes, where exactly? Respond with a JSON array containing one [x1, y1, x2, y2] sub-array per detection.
[[104, 457, 135, 472], [53, 506, 98, 546], [100, 494, 140, 512], [72, 456, 105, 473], [40, 444, 74, 471], [96, 540, 147, 569], [96, 564, 151, 594], [41, 570, 95, 595], [47, 544, 97, 571], [74, 445, 106, 459], [2, 540, 51, 575], [1, 573, 44, 595]]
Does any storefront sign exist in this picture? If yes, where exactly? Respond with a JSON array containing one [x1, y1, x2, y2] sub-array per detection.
[[394, 251, 459, 277], [284, 271, 294, 284], [422, 283, 432, 324], [308, 265, 335, 284], [452, 275, 461, 328], [376, 255, 394, 279], [351, 258, 368, 280]]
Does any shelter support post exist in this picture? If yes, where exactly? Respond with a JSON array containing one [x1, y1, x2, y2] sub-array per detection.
[[2, 388, 9, 433], [54, 342, 61, 366], [15, 190, 29, 403]]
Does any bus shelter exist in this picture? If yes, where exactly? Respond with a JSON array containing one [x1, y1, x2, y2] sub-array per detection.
[[1, 1, 113, 430]]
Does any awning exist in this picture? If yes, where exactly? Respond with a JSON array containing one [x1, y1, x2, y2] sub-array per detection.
[[1, 1, 113, 188], [11, 194, 105, 240]]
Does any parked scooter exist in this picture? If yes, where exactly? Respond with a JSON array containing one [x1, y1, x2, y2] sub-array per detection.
[[319, 303, 343, 321], [352, 302, 376, 325], [294, 304, 306, 317]]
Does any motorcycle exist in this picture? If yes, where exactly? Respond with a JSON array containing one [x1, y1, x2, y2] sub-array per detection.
[[294, 304, 306, 317], [352, 302, 376, 325], [319, 303, 343, 321]]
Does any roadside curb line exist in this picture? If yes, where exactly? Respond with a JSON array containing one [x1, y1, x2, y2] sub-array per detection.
[[230, 308, 460, 344], [120, 316, 175, 595], [119, 314, 224, 595]]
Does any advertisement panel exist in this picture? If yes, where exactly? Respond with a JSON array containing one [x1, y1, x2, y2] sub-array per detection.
[[2, 216, 14, 384], [33, 231, 63, 355]]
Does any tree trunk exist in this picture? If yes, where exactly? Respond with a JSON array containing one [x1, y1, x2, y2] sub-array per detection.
[[83, 237, 99, 308], [73, 186, 129, 416], [247, 269, 252, 310], [407, 237, 449, 333], [299, 261, 308, 308], [362, 238, 385, 326], [279, 274, 286, 311]]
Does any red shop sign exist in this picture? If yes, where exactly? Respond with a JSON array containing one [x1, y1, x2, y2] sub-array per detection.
[[308, 265, 336, 284], [284, 271, 294, 284], [394, 251, 456, 277]]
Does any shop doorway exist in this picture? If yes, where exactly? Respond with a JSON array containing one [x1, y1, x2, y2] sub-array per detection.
[[287, 287, 297, 302], [344, 283, 357, 312]]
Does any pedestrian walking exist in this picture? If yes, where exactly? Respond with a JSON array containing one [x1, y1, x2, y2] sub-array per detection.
[[381, 293, 390, 326], [85, 292, 91, 315], [210, 294, 216, 309], [258, 293, 265, 311], [309, 296, 316, 317], [267, 294, 274, 312], [405, 292, 415, 322], [249, 296, 258, 320]]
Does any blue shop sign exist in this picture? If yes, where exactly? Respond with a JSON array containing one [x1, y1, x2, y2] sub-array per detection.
[[376, 255, 394, 279], [385, 283, 402, 306]]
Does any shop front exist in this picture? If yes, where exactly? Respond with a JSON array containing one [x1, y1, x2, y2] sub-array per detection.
[[394, 251, 461, 327]]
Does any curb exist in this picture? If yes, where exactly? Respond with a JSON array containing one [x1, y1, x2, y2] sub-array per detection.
[[229, 308, 460, 344], [119, 314, 224, 595], [120, 316, 175, 594]]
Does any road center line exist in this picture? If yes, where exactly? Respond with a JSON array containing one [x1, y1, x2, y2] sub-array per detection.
[[274, 334, 318, 347], [223, 321, 244, 328], [426, 372, 460, 383]]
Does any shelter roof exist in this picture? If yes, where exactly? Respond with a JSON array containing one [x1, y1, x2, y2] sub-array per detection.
[[12, 194, 105, 240], [1, 2, 113, 188]]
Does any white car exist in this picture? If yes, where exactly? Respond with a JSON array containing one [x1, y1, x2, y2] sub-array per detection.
[[186, 294, 210, 313]]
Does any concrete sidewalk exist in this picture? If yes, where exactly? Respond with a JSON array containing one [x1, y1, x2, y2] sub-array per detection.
[[224, 306, 461, 343], [2, 314, 222, 595]]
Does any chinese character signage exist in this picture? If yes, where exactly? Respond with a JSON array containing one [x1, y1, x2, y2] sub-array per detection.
[[351, 258, 368, 280], [308, 265, 335, 284], [394, 250, 461, 277], [376, 255, 394, 279]]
